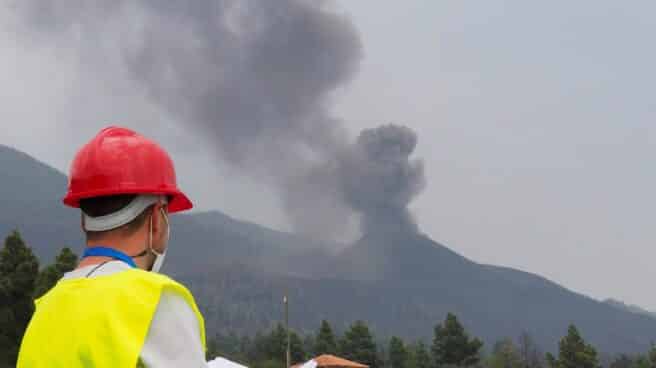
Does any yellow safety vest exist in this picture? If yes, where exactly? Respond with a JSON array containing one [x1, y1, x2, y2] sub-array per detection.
[[17, 268, 206, 368]]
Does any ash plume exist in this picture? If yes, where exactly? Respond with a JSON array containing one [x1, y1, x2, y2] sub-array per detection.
[[12, 0, 425, 240], [339, 125, 426, 234]]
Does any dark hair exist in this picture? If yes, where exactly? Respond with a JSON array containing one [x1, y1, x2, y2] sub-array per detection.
[[80, 194, 153, 241]]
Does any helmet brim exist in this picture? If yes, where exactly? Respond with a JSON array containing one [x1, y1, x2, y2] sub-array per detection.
[[167, 190, 193, 213], [63, 188, 193, 213]]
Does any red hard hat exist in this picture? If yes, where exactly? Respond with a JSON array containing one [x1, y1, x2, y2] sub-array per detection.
[[63, 126, 193, 213]]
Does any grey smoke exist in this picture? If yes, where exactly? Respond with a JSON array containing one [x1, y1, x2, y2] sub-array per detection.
[[12, 0, 425, 240], [340, 125, 426, 234]]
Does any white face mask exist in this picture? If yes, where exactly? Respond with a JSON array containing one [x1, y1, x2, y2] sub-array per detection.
[[149, 207, 170, 273]]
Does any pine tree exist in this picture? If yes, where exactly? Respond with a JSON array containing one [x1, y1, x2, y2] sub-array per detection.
[[545, 325, 599, 368], [413, 342, 430, 368], [250, 331, 269, 363], [518, 332, 543, 368], [0, 231, 39, 367], [259, 324, 306, 365], [431, 313, 483, 367], [388, 336, 408, 368], [290, 331, 306, 364], [631, 355, 654, 368], [377, 346, 387, 368], [34, 247, 78, 298], [269, 324, 289, 363], [633, 356, 651, 368], [339, 320, 378, 368], [303, 334, 316, 360], [315, 320, 338, 355], [489, 338, 521, 368]]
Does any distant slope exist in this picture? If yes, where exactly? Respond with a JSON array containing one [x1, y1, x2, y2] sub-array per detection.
[[167, 211, 331, 279], [1, 144, 655, 354], [185, 264, 656, 354], [331, 230, 656, 353], [0, 145, 82, 263], [605, 298, 656, 320]]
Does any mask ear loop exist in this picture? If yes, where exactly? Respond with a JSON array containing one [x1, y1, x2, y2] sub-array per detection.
[[148, 205, 167, 257], [128, 210, 154, 264], [149, 205, 170, 273], [147, 208, 159, 272], [161, 207, 170, 241], [148, 211, 154, 254], [128, 199, 168, 269], [128, 207, 159, 266]]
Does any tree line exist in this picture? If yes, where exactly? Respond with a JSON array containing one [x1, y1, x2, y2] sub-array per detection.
[[207, 313, 656, 368], [1, 230, 656, 368]]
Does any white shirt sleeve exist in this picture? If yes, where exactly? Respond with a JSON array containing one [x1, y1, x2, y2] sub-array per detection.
[[140, 289, 209, 367]]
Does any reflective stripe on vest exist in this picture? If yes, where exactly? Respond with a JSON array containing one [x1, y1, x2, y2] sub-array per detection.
[[17, 268, 206, 368]]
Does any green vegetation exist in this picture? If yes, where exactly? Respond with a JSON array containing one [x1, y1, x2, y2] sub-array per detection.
[[33, 247, 77, 298], [431, 313, 483, 367], [406, 341, 431, 368], [0, 231, 38, 367], [315, 320, 338, 356], [0, 231, 76, 367], [339, 320, 379, 368], [546, 325, 599, 368], [487, 338, 521, 368], [388, 336, 408, 368], [606, 344, 656, 368]]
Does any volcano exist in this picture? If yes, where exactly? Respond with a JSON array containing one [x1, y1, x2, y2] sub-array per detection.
[[1, 144, 655, 353]]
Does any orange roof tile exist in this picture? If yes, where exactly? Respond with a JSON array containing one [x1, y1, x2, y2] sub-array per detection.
[[294, 354, 369, 368]]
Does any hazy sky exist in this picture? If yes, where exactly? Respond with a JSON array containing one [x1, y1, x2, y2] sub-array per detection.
[[1, 1, 655, 310]]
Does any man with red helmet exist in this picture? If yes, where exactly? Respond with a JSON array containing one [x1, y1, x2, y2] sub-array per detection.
[[17, 127, 208, 367]]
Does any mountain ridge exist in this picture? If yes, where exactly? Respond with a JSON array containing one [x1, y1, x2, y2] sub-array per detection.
[[1, 143, 655, 353], [604, 298, 656, 321]]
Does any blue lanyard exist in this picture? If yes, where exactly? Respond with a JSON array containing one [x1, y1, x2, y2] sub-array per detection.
[[82, 246, 137, 268]]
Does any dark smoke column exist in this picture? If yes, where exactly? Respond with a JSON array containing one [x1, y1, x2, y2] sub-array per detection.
[[339, 124, 426, 235]]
